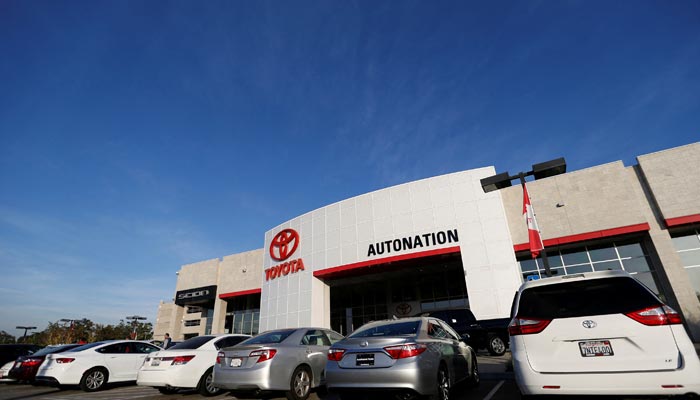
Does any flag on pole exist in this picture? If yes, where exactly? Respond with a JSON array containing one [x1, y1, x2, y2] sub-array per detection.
[[522, 182, 544, 259]]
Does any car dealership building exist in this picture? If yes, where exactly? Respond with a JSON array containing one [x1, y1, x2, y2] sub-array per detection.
[[154, 142, 700, 342]]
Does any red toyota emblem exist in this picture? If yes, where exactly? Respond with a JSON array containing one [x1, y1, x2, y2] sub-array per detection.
[[270, 229, 300, 261]]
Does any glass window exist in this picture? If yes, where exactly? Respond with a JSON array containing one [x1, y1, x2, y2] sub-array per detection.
[[588, 245, 617, 262], [672, 235, 700, 251], [565, 264, 592, 274], [593, 260, 622, 271], [243, 329, 295, 345], [622, 256, 651, 273], [685, 267, 700, 303], [519, 259, 538, 272], [561, 249, 589, 265], [617, 243, 645, 258], [133, 343, 160, 353], [169, 336, 215, 350], [350, 321, 419, 337], [517, 277, 660, 319], [324, 330, 345, 344], [427, 321, 449, 339], [633, 271, 660, 295], [546, 254, 563, 268], [679, 249, 700, 267]]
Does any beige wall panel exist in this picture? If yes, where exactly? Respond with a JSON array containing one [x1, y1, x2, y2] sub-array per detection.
[[502, 162, 648, 245], [176, 258, 219, 291], [218, 249, 264, 293], [637, 142, 700, 221]]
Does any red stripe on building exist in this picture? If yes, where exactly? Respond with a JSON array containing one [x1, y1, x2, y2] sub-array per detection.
[[513, 223, 651, 252], [314, 246, 462, 279], [218, 288, 262, 299], [665, 214, 700, 227]]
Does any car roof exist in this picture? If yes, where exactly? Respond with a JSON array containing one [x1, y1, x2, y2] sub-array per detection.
[[518, 270, 632, 291]]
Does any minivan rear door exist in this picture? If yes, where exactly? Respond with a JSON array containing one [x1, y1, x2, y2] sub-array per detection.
[[516, 276, 680, 373]]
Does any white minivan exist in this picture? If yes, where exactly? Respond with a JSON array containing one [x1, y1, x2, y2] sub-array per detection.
[[509, 270, 700, 397]]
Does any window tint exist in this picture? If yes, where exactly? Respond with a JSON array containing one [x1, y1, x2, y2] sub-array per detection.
[[427, 321, 449, 339], [517, 277, 660, 319], [215, 336, 248, 349], [438, 321, 461, 341], [301, 330, 331, 346], [32, 344, 80, 357], [242, 329, 295, 345], [98, 343, 130, 354], [68, 342, 106, 352], [133, 343, 160, 354], [324, 330, 344, 344], [169, 336, 215, 350], [350, 321, 420, 338]]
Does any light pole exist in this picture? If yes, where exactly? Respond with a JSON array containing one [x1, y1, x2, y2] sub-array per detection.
[[480, 157, 567, 278], [126, 315, 147, 339], [16, 326, 36, 342]]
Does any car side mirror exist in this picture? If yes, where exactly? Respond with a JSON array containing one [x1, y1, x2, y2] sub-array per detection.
[[461, 333, 471, 342]]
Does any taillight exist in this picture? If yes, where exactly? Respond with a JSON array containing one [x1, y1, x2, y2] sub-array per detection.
[[249, 349, 277, 363], [171, 355, 195, 365], [55, 358, 75, 364], [383, 343, 427, 359], [23, 358, 43, 367], [327, 348, 346, 361], [626, 305, 683, 326], [508, 317, 551, 335], [216, 352, 225, 364]]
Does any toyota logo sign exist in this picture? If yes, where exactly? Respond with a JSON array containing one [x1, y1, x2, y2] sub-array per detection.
[[582, 320, 597, 329], [270, 229, 300, 261]]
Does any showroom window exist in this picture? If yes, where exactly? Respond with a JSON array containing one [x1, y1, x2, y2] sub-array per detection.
[[517, 239, 661, 295], [671, 228, 700, 303], [225, 294, 260, 336]]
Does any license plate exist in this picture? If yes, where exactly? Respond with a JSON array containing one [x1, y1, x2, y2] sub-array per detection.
[[578, 340, 614, 357], [151, 359, 160, 366], [230, 358, 243, 367], [356, 353, 374, 366]]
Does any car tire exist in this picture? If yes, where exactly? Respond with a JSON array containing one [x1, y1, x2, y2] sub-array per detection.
[[428, 365, 450, 400], [286, 365, 312, 400], [466, 355, 480, 388], [196, 367, 221, 397], [487, 335, 506, 356], [157, 387, 178, 394], [79, 367, 108, 392]]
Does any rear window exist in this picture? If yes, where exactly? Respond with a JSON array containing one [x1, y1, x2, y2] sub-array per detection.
[[32, 344, 79, 357], [517, 277, 660, 319], [350, 321, 420, 338], [169, 336, 215, 350], [242, 329, 295, 345]]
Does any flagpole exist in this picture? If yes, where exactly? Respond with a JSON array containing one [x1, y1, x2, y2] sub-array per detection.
[[519, 173, 552, 277]]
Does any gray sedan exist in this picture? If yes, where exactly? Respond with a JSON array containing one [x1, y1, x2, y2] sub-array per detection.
[[325, 317, 479, 400], [213, 327, 344, 400]]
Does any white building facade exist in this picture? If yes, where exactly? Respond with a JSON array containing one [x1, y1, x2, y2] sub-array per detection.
[[156, 142, 700, 342]]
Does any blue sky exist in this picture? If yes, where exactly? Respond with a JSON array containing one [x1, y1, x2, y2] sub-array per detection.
[[1, 0, 699, 337]]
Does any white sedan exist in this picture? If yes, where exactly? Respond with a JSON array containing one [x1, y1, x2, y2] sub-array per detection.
[[137, 334, 250, 396], [35, 340, 161, 392]]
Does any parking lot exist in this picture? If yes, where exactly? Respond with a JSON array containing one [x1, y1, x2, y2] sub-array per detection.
[[0, 352, 682, 400]]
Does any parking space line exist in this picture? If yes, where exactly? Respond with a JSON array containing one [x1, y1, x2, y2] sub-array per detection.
[[482, 379, 504, 400]]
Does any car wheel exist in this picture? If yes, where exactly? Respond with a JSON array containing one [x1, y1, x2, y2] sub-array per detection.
[[487, 336, 506, 356], [197, 367, 221, 397], [429, 365, 450, 400], [157, 387, 178, 394], [286, 365, 311, 400], [79, 367, 108, 392], [466, 355, 480, 387]]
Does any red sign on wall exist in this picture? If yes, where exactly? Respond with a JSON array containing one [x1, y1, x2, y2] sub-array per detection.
[[269, 229, 299, 261]]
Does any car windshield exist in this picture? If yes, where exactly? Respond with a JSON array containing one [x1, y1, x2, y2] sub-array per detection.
[[169, 336, 215, 350], [350, 321, 420, 337], [31, 345, 78, 357], [66, 342, 106, 352], [518, 276, 661, 319], [242, 329, 295, 345]]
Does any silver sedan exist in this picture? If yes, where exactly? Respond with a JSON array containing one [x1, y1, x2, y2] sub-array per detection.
[[213, 327, 344, 400], [325, 317, 479, 400]]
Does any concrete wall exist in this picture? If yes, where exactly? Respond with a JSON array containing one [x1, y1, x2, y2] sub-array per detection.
[[638, 142, 700, 221], [501, 161, 648, 245]]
